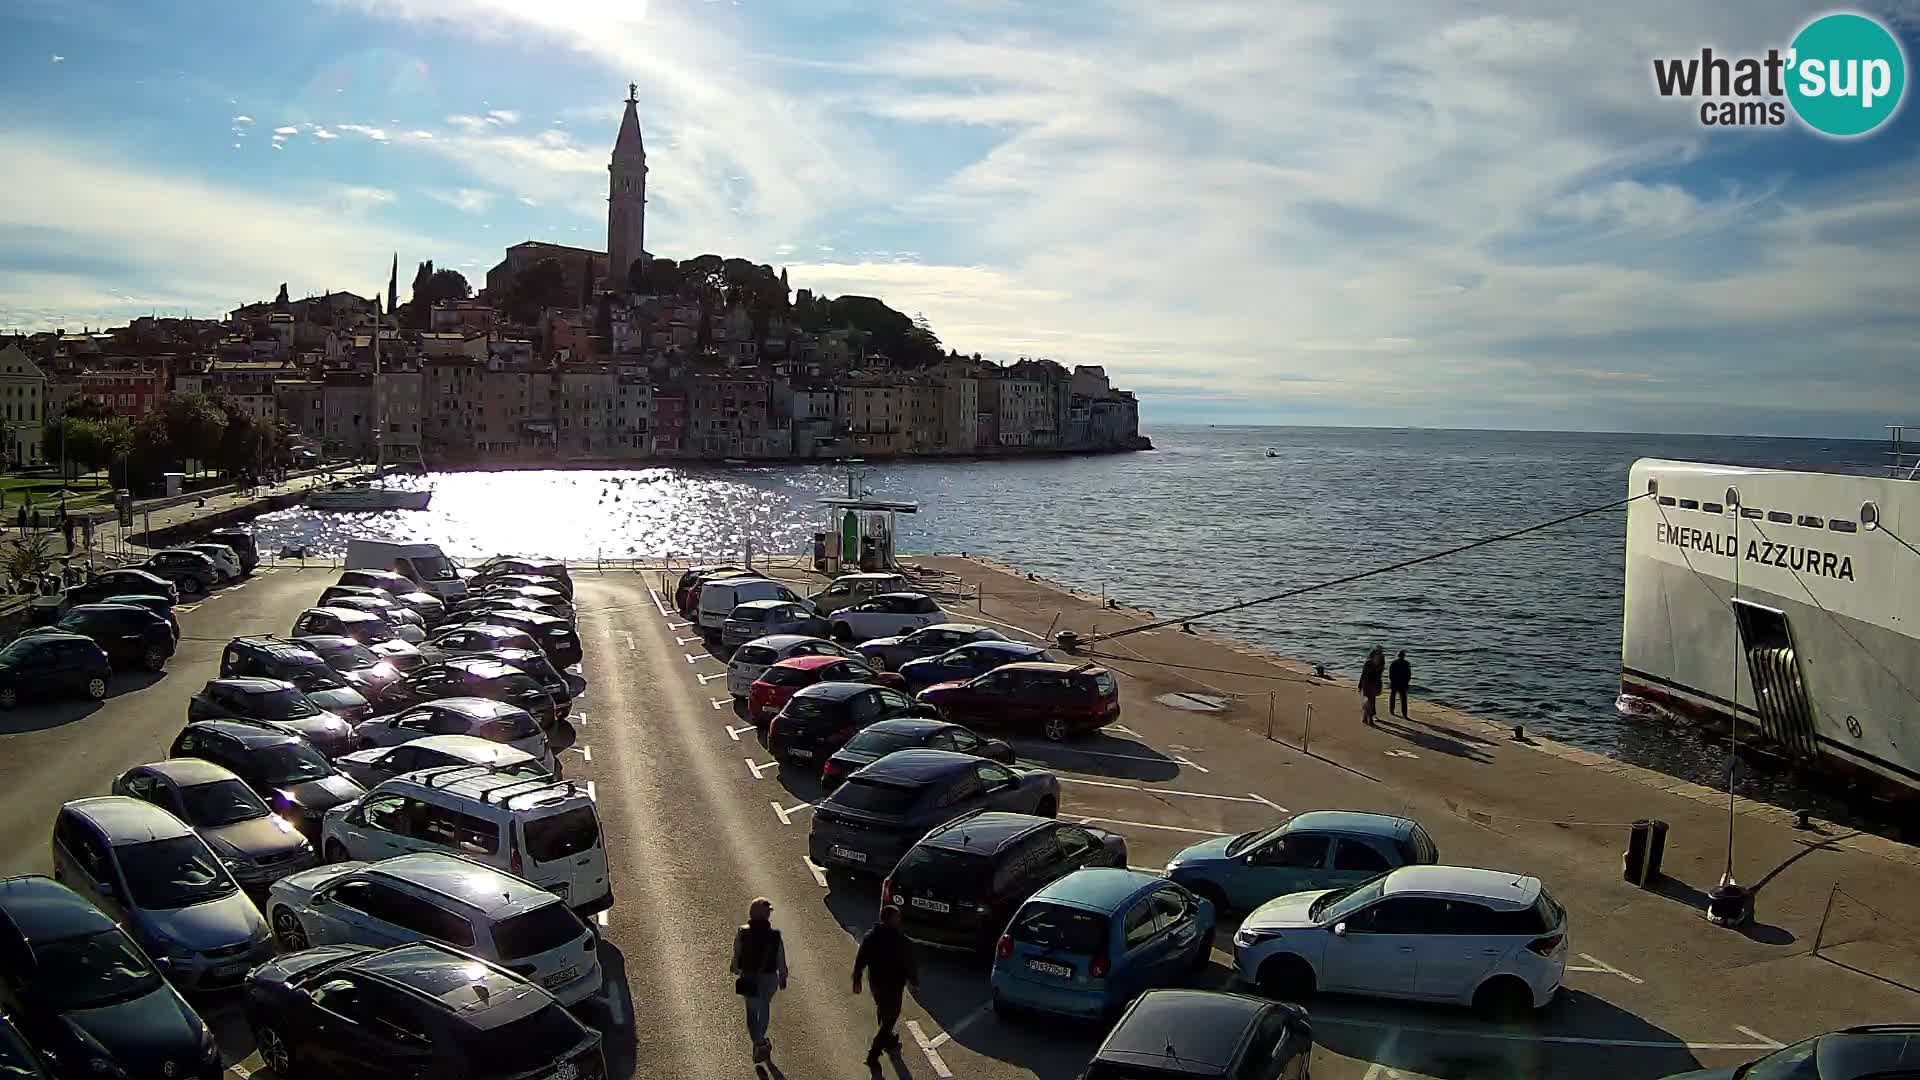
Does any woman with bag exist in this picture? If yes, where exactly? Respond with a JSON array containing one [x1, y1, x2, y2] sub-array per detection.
[[730, 897, 789, 1065]]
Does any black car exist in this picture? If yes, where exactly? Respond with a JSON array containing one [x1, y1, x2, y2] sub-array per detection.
[[475, 583, 573, 616], [473, 561, 575, 600], [447, 594, 572, 627], [187, 678, 355, 757], [1086, 990, 1312, 1080], [207, 528, 260, 573], [463, 610, 581, 669], [244, 940, 606, 1080], [316, 592, 427, 634], [858, 623, 1009, 672], [220, 637, 376, 721], [26, 603, 175, 672], [290, 608, 424, 667], [418, 622, 544, 662], [809, 750, 1061, 878], [767, 682, 933, 767], [378, 656, 563, 727], [896, 640, 1061, 694], [0, 631, 112, 710], [168, 720, 366, 838], [140, 549, 221, 596], [100, 593, 180, 640], [886, 811, 1127, 952], [65, 567, 178, 607], [1663, 1024, 1920, 1079], [0, 1015, 53, 1079], [821, 717, 1013, 791], [0, 875, 222, 1080], [335, 570, 448, 623], [296, 634, 408, 697]]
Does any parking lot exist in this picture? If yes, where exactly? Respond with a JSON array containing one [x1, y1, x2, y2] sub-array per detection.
[[1, 562, 1914, 1080]]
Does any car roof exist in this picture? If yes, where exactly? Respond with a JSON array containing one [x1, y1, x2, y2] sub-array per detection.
[[391, 766, 589, 809], [365, 853, 561, 916], [1033, 867, 1163, 912], [295, 634, 361, 651], [232, 638, 325, 658], [347, 941, 545, 1020], [1097, 990, 1270, 1073], [136, 758, 243, 786], [66, 603, 154, 616], [324, 585, 388, 597], [833, 573, 903, 582], [0, 875, 117, 940], [772, 654, 840, 671], [732, 599, 792, 611], [308, 606, 382, 623], [791, 681, 877, 702], [1286, 811, 1417, 839], [436, 658, 522, 679], [997, 661, 1099, 675], [343, 569, 411, 581], [924, 812, 1049, 853], [744, 635, 825, 652], [186, 718, 304, 747], [14, 630, 93, 644], [403, 735, 539, 763], [871, 592, 933, 602], [406, 697, 524, 719], [208, 676, 298, 694], [101, 568, 166, 580], [101, 593, 170, 604], [1819, 1027, 1920, 1074], [480, 609, 565, 626], [64, 796, 194, 843], [970, 641, 1049, 654], [857, 749, 980, 783], [855, 718, 953, 738], [919, 622, 993, 634], [1381, 866, 1541, 908]]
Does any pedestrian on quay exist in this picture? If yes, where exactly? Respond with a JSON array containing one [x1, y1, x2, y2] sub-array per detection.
[[1359, 646, 1385, 726], [852, 904, 920, 1072], [14, 504, 24, 535], [82, 517, 94, 552], [730, 897, 789, 1067], [61, 512, 74, 552], [1389, 650, 1412, 719]]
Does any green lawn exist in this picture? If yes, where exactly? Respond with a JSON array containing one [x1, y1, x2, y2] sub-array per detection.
[[0, 472, 116, 510]]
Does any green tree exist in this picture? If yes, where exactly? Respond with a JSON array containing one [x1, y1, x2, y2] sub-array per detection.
[[504, 257, 571, 325], [61, 398, 113, 422], [427, 269, 470, 303], [127, 415, 172, 490], [161, 393, 228, 473]]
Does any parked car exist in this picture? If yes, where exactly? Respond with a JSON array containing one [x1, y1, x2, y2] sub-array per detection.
[[474, 555, 574, 586], [722, 599, 829, 651], [476, 583, 574, 621], [242, 940, 606, 1080], [1232, 865, 1569, 1019], [352, 698, 557, 775], [188, 677, 356, 757], [821, 717, 1014, 791], [315, 592, 428, 642], [321, 767, 611, 916], [462, 610, 581, 669], [1085, 991, 1314, 1080], [808, 572, 911, 616], [991, 868, 1216, 1021], [828, 593, 950, 643], [292, 607, 425, 667], [186, 543, 244, 583], [675, 564, 749, 617], [1168, 811, 1440, 914], [0, 630, 112, 709], [726, 634, 860, 702], [297, 633, 408, 696], [50, 796, 273, 990], [25, 602, 174, 672], [473, 567, 575, 602], [376, 657, 563, 728], [1660, 1024, 1920, 1080], [885, 811, 1127, 953], [111, 759, 316, 888], [100, 592, 179, 640], [336, 569, 449, 623], [809, 749, 1060, 877], [140, 548, 222, 596], [167, 719, 367, 839], [207, 527, 260, 573], [450, 594, 573, 626], [697, 576, 801, 634], [65, 567, 177, 606], [420, 622, 543, 659], [897, 640, 1061, 693], [0, 875, 222, 1080], [0, 1016, 52, 1080], [746, 653, 904, 728], [334, 733, 552, 790], [920, 661, 1122, 741], [266, 852, 603, 1005], [219, 637, 375, 721], [768, 682, 933, 766], [858, 622, 1008, 671]]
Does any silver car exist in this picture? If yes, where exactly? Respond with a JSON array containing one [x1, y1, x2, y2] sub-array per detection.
[[333, 733, 552, 790], [111, 759, 316, 888], [51, 797, 272, 990]]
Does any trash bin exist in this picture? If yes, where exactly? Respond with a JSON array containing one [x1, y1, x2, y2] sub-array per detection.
[[1623, 819, 1669, 886], [813, 532, 828, 573]]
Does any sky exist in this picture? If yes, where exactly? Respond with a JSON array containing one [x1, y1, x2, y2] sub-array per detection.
[[1, 0, 1917, 437]]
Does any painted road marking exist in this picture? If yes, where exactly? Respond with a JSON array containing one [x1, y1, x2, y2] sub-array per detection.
[[668, 621, 691, 630], [803, 857, 829, 887], [1320, 1016, 1784, 1052], [1079, 816, 1229, 837], [725, 723, 756, 741], [771, 800, 813, 825], [1173, 755, 1210, 774], [257, 568, 278, 574], [1248, 792, 1286, 813], [570, 712, 588, 726], [585, 781, 596, 802], [906, 1020, 954, 1079], [676, 635, 702, 646], [1059, 777, 1266, 804], [685, 652, 709, 665], [596, 910, 609, 928], [1017, 744, 1196, 769], [963, 613, 1045, 641], [620, 632, 635, 651], [1362, 1028, 1402, 1080], [922, 1004, 991, 1049], [1384, 749, 1419, 758], [1736, 1027, 1785, 1049], [645, 588, 673, 617], [696, 671, 727, 685], [1570, 953, 1645, 984], [1127, 865, 1168, 876], [1107, 723, 1143, 737], [177, 603, 201, 612], [566, 745, 593, 762], [711, 697, 729, 710], [745, 758, 776, 779]]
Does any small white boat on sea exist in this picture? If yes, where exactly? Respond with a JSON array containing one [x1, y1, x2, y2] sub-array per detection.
[[307, 478, 431, 511]]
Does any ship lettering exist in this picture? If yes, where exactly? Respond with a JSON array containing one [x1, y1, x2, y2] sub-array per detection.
[[1741, 539, 1855, 581], [1655, 522, 1736, 556]]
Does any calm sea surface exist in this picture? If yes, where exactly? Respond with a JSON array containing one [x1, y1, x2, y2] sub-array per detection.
[[252, 426, 1895, 816]]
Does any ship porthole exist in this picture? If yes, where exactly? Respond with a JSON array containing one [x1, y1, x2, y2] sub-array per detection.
[[1724, 486, 1740, 511], [1860, 501, 1880, 531], [1646, 478, 1659, 497]]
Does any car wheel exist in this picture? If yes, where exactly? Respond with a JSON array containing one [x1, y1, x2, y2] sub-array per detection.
[[1257, 954, 1316, 1000], [180, 576, 204, 596], [1034, 796, 1057, 818], [990, 994, 1021, 1024], [1043, 716, 1068, 741], [257, 1024, 294, 1076], [323, 839, 349, 863], [832, 623, 854, 643], [143, 645, 168, 672], [1474, 977, 1535, 1023], [85, 675, 109, 700], [0, 687, 15, 710], [271, 906, 309, 951]]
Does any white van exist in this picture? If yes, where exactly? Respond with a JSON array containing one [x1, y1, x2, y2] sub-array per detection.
[[345, 540, 469, 602], [697, 576, 804, 634], [319, 765, 611, 917]]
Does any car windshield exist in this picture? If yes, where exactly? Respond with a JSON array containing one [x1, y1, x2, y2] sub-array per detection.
[[413, 555, 456, 581], [273, 655, 346, 689], [781, 695, 833, 723], [492, 903, 589, 961], [345, 620, 396, 644], [480, 710, 541, 740], [1224, 826, 1282, 858], [1310, 876, 1388, 923], [827, 778, 920, 816], [34, 930, 163, 1009], [1739, 1037, 1819, 1080], [179, 779, 270, 826], [523, 806, 600, 861], [1008, 902, 1110, 954], [116, 836, 237, 908], [244, 743, 333, 786], [893, 845, 989, 895], [314, 641, 383, 670], [734, 646, 778, 667], [456, 1004, 587, 1074], [0, 638, 41, 666], [841, 728, 923, 756], [246, 687, 321, 718]]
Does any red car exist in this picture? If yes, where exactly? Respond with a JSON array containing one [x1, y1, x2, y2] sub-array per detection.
[[746, 654, 904, 727], [916, 661, 1120, 741]]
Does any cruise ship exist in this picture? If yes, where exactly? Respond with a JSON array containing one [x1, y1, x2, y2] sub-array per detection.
[[1620, 432, 1918, 799]]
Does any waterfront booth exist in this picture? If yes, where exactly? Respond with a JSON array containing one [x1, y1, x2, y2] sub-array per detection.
[[818, 490, 916, 574]]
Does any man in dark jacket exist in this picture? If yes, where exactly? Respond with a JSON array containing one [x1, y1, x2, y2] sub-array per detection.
[[852, 905, 919, 1070], [1389, 651, 1413, 718]]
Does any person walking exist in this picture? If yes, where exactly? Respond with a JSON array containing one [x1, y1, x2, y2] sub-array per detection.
[[1388, 651, 1412, 718], [1359, 646, 1385, 726], [730, 897, 788, 1066], [852, 905, 920, 1071], [61, 512, 74, 552]]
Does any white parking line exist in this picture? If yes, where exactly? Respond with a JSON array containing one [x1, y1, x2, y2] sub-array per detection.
[[645, 588, 673, 617], [711, 697, 729, 710], [1248, 792, 1286, 813], [1078, 815, 1229, 837], [619, 632, 635, 651], [1017, 744, 1195, 769], [585, 781, 596, 802], [803, 857, 829, 887], [1107, 723, 1142, 737], [725, 723, 756, 741], [685, 652, 709, 665], [257, 568, 278, 574], [596, 910, 609, 928], [745, 758, 776, 779], [1572, 952, 1645, 985], [1058, 776, 1266, 804], [1736, 1026, 1785, 1049], [177, 603, 201, 612], [695, 671, 727, 685], [1173, 755, 1210, 774], [906, 1020, 955, 1078], [1320, 1016, 1784, 1052], [570, 712, 588, 726], [566, 745, 592, 762], [676, 636, 702, 646], [771, 800, 813, 825], [668, 621, 691, 630], [922, 1003, 991, 1049], [1127, 865, 1168, 876]]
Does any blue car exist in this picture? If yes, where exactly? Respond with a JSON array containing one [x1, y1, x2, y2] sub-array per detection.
[[1165, 810, 1438, 913], [896, 640, 1059, 693], [991, 868, 1215, 1021]]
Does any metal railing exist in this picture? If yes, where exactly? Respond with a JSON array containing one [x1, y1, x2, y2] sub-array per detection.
[[1889, 425, 1920, 480]]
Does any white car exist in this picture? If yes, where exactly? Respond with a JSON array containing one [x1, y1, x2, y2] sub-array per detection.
[[333, 733, 551, 790], [188, 543, 245, 583], [725, 634, 860, 698], [349, 697, 557, 776], [1232, 865, 1568, 1018], [265, 852, 604, 1006], [828, 592, 950, 643]]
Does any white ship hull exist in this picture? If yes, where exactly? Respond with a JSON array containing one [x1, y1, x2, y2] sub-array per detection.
[[1621, 458, 1918, 796], [307, 483, 432, 512]]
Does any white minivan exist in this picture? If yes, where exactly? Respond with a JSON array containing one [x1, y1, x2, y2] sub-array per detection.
[[697, 576, 804, 634], [345, 540, 469, 602], [320, 766, 611, 917]]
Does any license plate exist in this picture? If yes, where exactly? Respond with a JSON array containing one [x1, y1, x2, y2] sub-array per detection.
[[1026, 959, 1073, 978], [909, 897, 951, 914], [546, 1063, 580, 1080], [542, 966, 579, 989], [787, 748, 814, 760], [831, 846, 867, 863], [212, 961, 249, 979]]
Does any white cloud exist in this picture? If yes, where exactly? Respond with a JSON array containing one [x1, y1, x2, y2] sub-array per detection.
[[486, 109, 519, 125], [518, 195, 537, 206], [232, 114, 253, 124], [424, 187, 498, 214], [312, 127, 339, 140], [50, 55, 64, 63], [273, 125, 299, 136], [337, 124, 389, 142], [332, 185, 397, 213], [408, 129, 435, 140]]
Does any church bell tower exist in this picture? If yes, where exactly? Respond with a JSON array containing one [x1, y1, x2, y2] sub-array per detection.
[[608, 82, 648, 290]]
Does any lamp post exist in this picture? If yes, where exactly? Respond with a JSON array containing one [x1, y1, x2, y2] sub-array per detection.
[[1708, 485, 1754, 928]]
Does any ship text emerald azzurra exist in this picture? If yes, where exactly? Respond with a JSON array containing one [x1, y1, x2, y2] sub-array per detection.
[[1654, 521, 1856, 581]]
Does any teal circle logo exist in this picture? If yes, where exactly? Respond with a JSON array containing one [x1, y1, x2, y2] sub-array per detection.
[[1787, 12, 1907, 137]]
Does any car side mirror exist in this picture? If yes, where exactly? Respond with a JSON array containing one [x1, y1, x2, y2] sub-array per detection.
[[1331, 922, 1347, 936], [95, 879, 118, 900]]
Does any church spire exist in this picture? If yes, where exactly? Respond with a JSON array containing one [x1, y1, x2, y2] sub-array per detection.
[[607, 81, 649, 291], [614, 82, 645, 157]]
